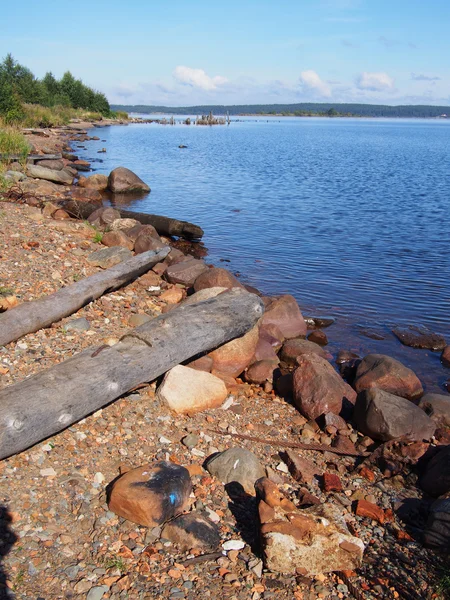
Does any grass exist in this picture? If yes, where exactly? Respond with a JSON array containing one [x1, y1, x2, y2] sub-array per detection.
[[437, 570, 450, 599], [0, 123, 29, 160], [104, 556, 127, 573], [93, 231, 103, 243], [0, 286, 15, 296]]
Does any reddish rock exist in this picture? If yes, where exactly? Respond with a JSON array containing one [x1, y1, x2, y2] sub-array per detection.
[[159, 287, 184, 304], [259, 322, 285, 344], [355, 499, 385, 524], [392, 326, 446, 351], [78, 173, 109, 190], [193, 267, 244, 292], [323, 412, 348, 431], [68, 186, 103, 202], [359, 466, 376, 482], [187, 355, 213, 372], [255, 478, 297, 511], [108, 166, 150, 193], [107, 461, 192, 527], [137, 271, 162, 288], [88, 207, 121, 228], [165, 258, 209, 286], [283, 450, 321, 484], [418, 394, 450, 428], [441, 346, 450, 368], [332, 435, 357, 454], [293, 353, 357, 420], [322, 473, 343, 492], [152, 261, 168, 276], [102, 230, 134, 250], [244, 360, 278, 384], [73, 159, 91, 171], [353, 354, 423, 400], [125, 223, 160, 242], [52, 209, 70, 220], [134, 232, 166, 254], [161, 512, 220, 551], [307, 330, 328, 346], [280, 338, 329, 365], [209, 325, 259, 377], [261, 295, 307, 340]]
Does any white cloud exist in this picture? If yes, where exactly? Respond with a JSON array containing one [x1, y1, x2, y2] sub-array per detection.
[[299, 70, 331, 97], [356, 71, 394, 91], [173, 66, 227, 91]]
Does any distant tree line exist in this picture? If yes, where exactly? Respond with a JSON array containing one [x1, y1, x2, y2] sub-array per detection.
[[0, 54, 110, 123], [112, 102, 450, 119]]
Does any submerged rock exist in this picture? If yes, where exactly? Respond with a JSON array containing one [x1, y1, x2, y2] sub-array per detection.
[[107, 461, 192, 527], [392, 325, 446, 351]]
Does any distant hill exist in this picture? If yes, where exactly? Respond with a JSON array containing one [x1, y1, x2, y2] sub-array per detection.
[[111, 103, 450, 118]]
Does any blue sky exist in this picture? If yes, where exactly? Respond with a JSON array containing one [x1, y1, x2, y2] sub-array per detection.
[[1, 0, 449, 106]]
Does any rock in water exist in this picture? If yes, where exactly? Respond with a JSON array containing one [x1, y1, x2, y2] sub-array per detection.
[[108, 167, 150, 193], [156, 365, 227, 414], [78, 173, 109, 191], [353, 354, 423, 400], [161, 512, 220, 551], [256, 477, 364, 575], [293, 353, 356, 419], [108, 462, 192, 527], [205, 447, 266, 495], [442, 346, 450, 367], [193, 267, 244, 291], [392, 325, 446, 351], [280, 338, 330, 365], [354, 388, 436, 442], [261, 295, 307, 340]]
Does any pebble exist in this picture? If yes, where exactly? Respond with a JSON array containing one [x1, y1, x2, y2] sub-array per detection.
[[223, 540, 246, 551], [86, 586, 109, 600]]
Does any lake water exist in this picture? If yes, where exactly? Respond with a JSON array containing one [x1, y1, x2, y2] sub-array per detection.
[[77, 116, 450, 392]]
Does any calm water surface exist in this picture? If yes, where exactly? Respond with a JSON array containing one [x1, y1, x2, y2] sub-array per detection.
[[79, 117, 450, 391]]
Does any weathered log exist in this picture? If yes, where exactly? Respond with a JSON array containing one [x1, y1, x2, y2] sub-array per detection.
[[62, 199, 204, 240], [0, 247, 170, 348], [0, 289, 263, 459]]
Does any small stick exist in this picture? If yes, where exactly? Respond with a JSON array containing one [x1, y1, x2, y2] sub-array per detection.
[[207, 429, 369, 458]]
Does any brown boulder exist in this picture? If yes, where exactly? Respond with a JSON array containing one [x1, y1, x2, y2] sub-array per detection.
[[209, 325, 259, 377], [193, 267, 243, 292], [442, 346, 450, 368], [165, 258, 209, 287], [293, 353, 356, 419], [107, 461, 191, 527], [101, 230, 134, 250], [38, 159, 64, 171], [392, 326, 446, 351], [261, 295, 307, 340], [244, 360, 278, 384], [161, 512, 220, 551], [253, 335, 280, 362], [126, 223, 161, 242], [354, 354, 423, 400], [134, 232, 166, 254], [88, 207, 121, 228], [78, 173, 109, 191], [280, 338, 329, 365], [283, 450, 321, 484], [68, 186, 103, 203], [418, 394, 450, 428], [108, 167, 150, 193], [307, 330, 328, 346]]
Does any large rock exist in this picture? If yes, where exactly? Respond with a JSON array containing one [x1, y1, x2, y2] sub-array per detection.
[[354, 388, 436, 442], [107, 461, 192, 527], [419, 446, 450, 497], [78, 173, 109, 191], [165, 258, 209, 286], [21, 178, 64, 196], [88, 207, 121, 228], [244, 360, 278, 384], [108, 167, 150, 193], [442, 346, 450, 368], [256, 478, 364, 575], [392, 326, 446, 351], [208, 325, 259, 377], [126, 223, 161, 242], [418, 394, 450, 428], [261, 295, 307, 340], [27, 164, 73, 185], [193, 268, 243, 292], [86, 246, 133, 268], [293, 353, 357, 420], [423, 499, 450, 550], [161, 512, 220, 551], [37, 159, 64, 171], [353, 354, 423, 400], [101, 230, 134, 250], [68, 186, 103, 203], [134, 232, 166, 254], [205, 448, 266, 495], [182, 287, 227, 306], [156, 365, 227, 414], [280, 338, 329, 365], [110, 218, 141, 231]]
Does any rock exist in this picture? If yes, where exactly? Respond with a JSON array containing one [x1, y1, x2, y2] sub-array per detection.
[[27, 164, 73, 185], [253, 335, 280, 362], [322, 473, 343, 492], [165, 258, 208, 286], [280, 338, 329, 365], [353, 354, 423, 400], [261, 295, 307, 340], [110, 218, 140, 231], [307, 330, 328, 346], [222, 540, 246, 551], [323, 412, 348, 431], [68, 186, 103, 203], [418, 394, 450, 427], [205, 447, 266, 495], [392, 325, 446, 351], [420, 446, 450, 497], [86, 586, 109, 600], [256, 478, 364, 575], [21, 178, 64, 196], [161, 512, 220, 551], [354, 388, 436, 442], [442, 346, 450, 368], [64, 317, 90, 332], [71, 159, 91, 171], [78, 173, 109, 191], [159, 287, 184, 304], [193, 268, 244, 292], [138, 271, 162, 288], [88, 207, 121, 228], [108, 167, 150, 193], [355, 499, 385, 524], [128, 314, 152, 327], [332, 435, 357, 454], [244, 360, 278, 384], [38, 159, 64, 171], [108, 461, 192, 527], [156, 365, 227, 414], [423, 499, 450, 550], [304, 316, 336, 329], [182, 287, 227, 306], [182, 434, 199, 448], [0, 295, 18, 312], [134, 232, 166, 254], [126, 223, 161, 242], [87, 246, 133, 268], [187, 355, 213, 372], [4, 170, 26, 182], [293, 353, 357, 420], [42, 202, 60, 218], [102, 230, 134, 250], [208, 325, 259, 377], [283, 450, 321, 484], [53, 208, 70, 220]]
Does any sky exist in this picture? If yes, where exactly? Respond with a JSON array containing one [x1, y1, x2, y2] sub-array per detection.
[[1, 0, 449, 107]]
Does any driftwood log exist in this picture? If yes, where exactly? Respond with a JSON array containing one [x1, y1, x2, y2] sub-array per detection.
[[62, 199, 204, 240], [0, 246, 170, 348], [0, 289, 264, 459]]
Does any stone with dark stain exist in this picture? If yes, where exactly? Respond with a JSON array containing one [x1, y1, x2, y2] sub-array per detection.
[[107, 461, 192, 527], [161, 512, 220, 551]]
